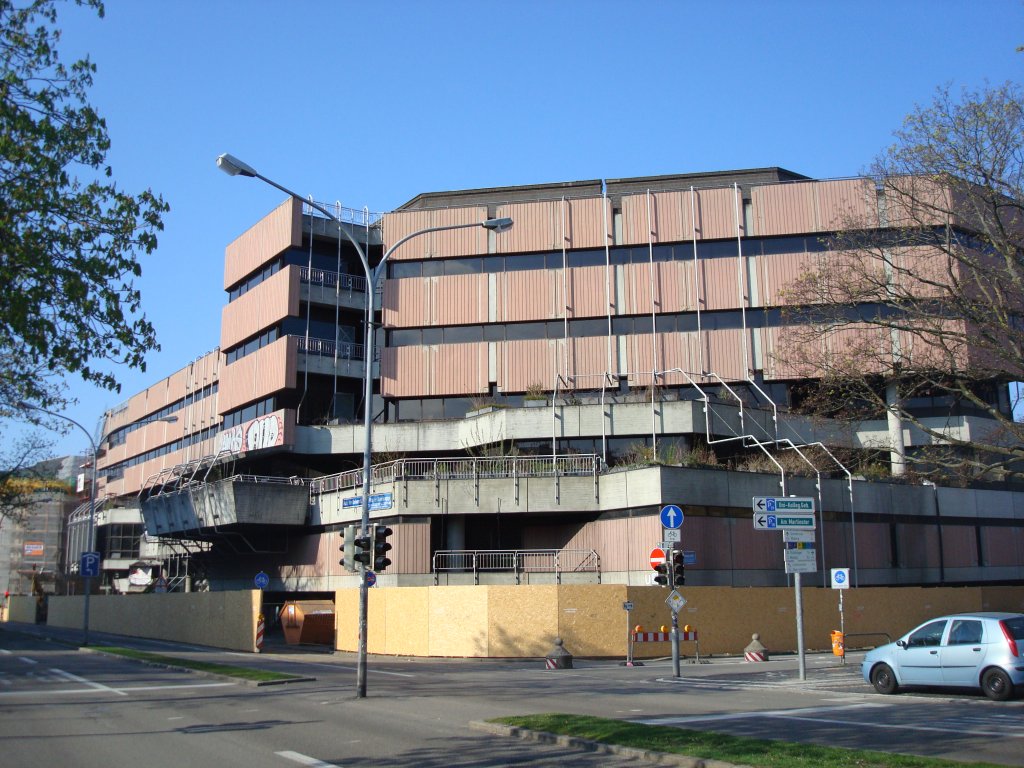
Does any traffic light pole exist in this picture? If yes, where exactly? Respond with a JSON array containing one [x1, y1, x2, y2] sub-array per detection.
[[671, 609, 681, 677]]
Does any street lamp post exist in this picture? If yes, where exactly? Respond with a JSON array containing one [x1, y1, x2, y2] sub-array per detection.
[[217, 152, 512, 698], [18, 403, 176, 644]]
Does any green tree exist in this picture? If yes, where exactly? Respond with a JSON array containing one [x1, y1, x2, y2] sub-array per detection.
[[778, 83, 1024, 482], [0, 0, 168, 416]]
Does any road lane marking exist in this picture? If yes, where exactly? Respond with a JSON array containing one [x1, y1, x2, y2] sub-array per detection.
[[276, 750, 342, 767], [18, 657, 37, 665], [50, 668, 128, 696], [639, 702, 884, 726], [0, 680, 234, 697]]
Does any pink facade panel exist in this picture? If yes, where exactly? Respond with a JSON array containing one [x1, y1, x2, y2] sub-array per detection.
[[220, 266, 299, 350], [941, 526, 978, 568], [564, 266, 610, 319], [499, 339, 558, 393], [224, 198, 301, 290], [562, 336, 612, 387], [430, 343, 489, 396], [382, 278, 430, 328], [433, 274, 490, 326], [884, 177, 953, 229], [620, 189, 690, 244], [217, 336, 296, 414], [697, 255, 746, 311], [390, 519, 431, 574], [701, 328, 748, 381], [382, 207, 490, 260], [380, 346, 428, 398], [497, 270, 559, 323], [692, 187, 741, 241], [620, 262, 694, 315], [756, 250, 820, 307], [753, 179, 878, 236], [495, 197, 610, 253]]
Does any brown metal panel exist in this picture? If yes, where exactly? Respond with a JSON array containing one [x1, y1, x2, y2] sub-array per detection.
[[217, 336, 296, 413], [731, 519, 783, 569], [656, 333, 698, 384], [380, 346, 428, 398], [497, 270, 558, 323], [884, 176, 952, 229], [430, 343, 489, 396], [941, 526, 978, 568], [980, 525, 1024, 566], [620, 261, 694, 315], [224, 198, 301, 290], [382, 277, 430, 329], [391, 519, 431, 574], [433, 274, 489, 326], [220, 266, 299, 350], [383, 206, 490, 260]]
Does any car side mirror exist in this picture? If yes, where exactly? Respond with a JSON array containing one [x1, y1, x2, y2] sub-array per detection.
[[896, 639, 907, 649]]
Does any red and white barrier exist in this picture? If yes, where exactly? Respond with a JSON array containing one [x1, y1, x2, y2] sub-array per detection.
[[744, 650, 766, 662], [256, 613, 265, 652], [631, 631, 698, 642]]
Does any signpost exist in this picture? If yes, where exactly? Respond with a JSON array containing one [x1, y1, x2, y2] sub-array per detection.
[[753, 513, 815, 530], [753, 496, 814, 512], [254, 571, 270, 590], [649, 547, 667, 569], [660, 505, 684, 529], [80, 551, 100, 579]]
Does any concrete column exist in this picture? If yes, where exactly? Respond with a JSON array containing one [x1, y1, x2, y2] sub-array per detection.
[[886, 382, 906, 477], [445, 516, 466, 550]]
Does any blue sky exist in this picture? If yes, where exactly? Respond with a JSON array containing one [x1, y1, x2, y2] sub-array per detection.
[[10, 0, 1024, 458]]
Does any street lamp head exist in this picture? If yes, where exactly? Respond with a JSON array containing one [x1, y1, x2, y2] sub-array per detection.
[[482, 217, 513, 233], [216, 152, 257, 178]]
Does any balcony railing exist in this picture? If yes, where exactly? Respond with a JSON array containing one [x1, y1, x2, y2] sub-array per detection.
[[309, 454, 603, 497], [294, 335, 365, 361], [299, 266, 367, 293], [432, 548, 601, 585]]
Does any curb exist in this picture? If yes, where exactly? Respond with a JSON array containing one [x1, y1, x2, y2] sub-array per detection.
[[79, 646, 315, 687], [470, 721, 754, 768]]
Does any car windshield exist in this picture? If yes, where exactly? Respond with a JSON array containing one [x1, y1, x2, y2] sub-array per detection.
[[1002, 616, 1024, 640]]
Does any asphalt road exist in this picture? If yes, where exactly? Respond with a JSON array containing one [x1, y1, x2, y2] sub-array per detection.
[[1, 624, 1022, 767]]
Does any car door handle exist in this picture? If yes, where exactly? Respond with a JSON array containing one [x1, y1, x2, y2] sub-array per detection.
[[972, 647, 982, 652], [929, 650, 937, 655]]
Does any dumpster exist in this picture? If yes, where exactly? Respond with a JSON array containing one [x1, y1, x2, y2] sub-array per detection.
[[280, 600, 336, 645], [831, 630, 845, 657]]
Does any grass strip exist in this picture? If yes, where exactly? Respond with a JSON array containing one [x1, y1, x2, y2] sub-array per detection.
[[493, 713, 1003, 768], [92, 646, 302, 682]]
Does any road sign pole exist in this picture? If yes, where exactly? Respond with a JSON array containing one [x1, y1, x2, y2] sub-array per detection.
[[670, 608, 680, 678], [795, 571, 806, 681]]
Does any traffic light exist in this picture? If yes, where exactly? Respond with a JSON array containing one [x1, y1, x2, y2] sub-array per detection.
[[372, 525, 393, 572], [672, 550, 685, 586], [353, 528, 373, 567], [339, 524, 357, 571], [653, 562, 670, 586]]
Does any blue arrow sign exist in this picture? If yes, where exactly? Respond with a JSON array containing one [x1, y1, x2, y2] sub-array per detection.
[[660, 504, 684, 529]]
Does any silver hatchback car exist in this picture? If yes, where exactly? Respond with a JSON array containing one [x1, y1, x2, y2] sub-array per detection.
[[862, 612, 1024, 700]]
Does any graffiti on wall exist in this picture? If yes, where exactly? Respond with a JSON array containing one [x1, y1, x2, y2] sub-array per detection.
[[218, 411, 286, 454]]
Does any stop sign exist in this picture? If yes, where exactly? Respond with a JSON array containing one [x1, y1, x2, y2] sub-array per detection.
[[649, 547, 667, 570]]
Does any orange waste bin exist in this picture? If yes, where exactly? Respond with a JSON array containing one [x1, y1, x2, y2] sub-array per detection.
[[831, 630, 845, 657]]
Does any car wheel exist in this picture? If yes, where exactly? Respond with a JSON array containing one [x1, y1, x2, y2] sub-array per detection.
[[981, 668, 1014, 702], [871, 663, 899, 695]]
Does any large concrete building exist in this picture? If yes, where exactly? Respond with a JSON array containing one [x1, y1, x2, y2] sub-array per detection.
[[83, 167, 1024, 595]]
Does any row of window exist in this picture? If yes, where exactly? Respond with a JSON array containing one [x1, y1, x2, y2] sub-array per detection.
[[102, 424, 222, 479], [226, 314, 361, 364], [228, 246, 360, 300], [387, 235, 830, 279], [222, 397, 276, 429], [107, 383, 218, 447], [385, 305, 908, 347]]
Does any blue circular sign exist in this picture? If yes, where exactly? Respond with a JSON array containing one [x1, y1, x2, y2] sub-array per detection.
[[660, 505, 684, 529], [254, 571, 270, 589], [366, 571, 377, 587]]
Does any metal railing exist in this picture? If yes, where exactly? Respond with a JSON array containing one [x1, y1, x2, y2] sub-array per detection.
[[432, 548, 601, 585], [294, 335, 365, 361], [309, 454, 603, 497], [299, 266, 367, 293]]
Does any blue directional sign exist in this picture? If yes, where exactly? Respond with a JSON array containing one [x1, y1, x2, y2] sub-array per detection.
[[366, 571, 377, 587], [254, 571, 270, 589], [80, 551, 100, 579], [660, 504, 684, 529], [343, 492, 394, 511]]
